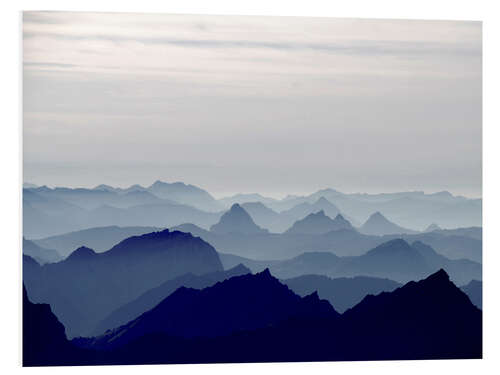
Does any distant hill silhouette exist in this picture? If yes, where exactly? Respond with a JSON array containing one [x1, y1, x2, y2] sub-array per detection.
[[147, 180, 223, 212], [23, 229, 223, 338], [33, 225, 163, 256], [432, 226, 482, 241], [82, 269, 336, 350], [210, 204, 268, 234], [424, 223, 441, 232], [23, 183, 482, 238], [219, 193, 278, 208], [23, 238, 62, 264], [360, 211, 417, 235], [92, 264, 252, 335], [285, 211, 354, 234], [219, 239, 480, 285], [461, 280, 482, 309], [281, 197, 341, 222], [240, 202, 282, 230], [283, 274, 401, 313]]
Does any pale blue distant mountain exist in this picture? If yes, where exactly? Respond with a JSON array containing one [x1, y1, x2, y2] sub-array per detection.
[[360, 211, 417, 235], [210, 204, 268, 234]]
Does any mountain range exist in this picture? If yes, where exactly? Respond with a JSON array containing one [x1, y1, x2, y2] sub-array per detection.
[[24, 268, 481, 365], [23, 182, 482, 238], [219, 238, 481, 285], [23, 229, 223, 338]]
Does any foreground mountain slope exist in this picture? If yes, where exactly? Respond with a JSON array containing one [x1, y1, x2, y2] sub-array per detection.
[[70, 269, 480, 364], [23, 229, 223, 338], [84, 269, 336, 349], [92, 264, 252, 335], [340, 269, 481, 360]]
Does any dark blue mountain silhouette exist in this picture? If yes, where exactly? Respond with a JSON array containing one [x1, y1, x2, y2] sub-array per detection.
[[339, 269, 481, 360], [83, 269, 336, 350], [63, 269, 480, 364], [23, 285, 88, 366], [92, 264, 252, 335], [210, 203, 268, 234], [23, 229, 223, 338]]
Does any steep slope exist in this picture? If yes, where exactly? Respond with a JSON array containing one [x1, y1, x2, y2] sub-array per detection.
[[23, 229, 223, 338], [92, 264, 252, 335], [283, 274, 401, 313], [240, 202, 281, 231], [341, 269, 482, 360], [23, 285, 86, 366], [85, 269, 337, 349], [210, 204, 268, 234], [285, 211, 354, 234], [33, 225, 162, 256], [360, 211, 417, 235], [461, 280, 482, 309]]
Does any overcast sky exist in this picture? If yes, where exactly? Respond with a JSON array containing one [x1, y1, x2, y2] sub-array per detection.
[[23, 12, 482, 198]]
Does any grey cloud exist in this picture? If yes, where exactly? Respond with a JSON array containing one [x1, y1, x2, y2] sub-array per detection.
[[23, 31, 480, 58]]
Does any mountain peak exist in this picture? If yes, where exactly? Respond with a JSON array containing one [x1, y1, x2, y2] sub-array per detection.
[[285, 209, 353, 235], [210, 204, 267, 234], [425, 223, 441, 232], [361, 212, 415, 236], [67, 246, 96, 260], [316, 196, 330, 203], [425, 268, 450, 284]]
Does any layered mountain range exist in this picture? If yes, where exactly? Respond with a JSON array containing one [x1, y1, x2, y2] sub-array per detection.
[[23, 181, 481, 238]]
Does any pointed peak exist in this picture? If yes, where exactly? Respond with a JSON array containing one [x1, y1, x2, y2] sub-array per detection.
[[304, 290, 320, 300], [334, 213, 345, 220], [371, 211, 385, 218], [425, 268, 450, 283], [228, 263, 252, 275], [258, 268, 273, 279], [315, 209, 326, 216], [316, 196, 330, 204], [230, 203, 243, 210]]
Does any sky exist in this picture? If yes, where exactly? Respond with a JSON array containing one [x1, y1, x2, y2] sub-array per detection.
[[23, 12, 482, 198]]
